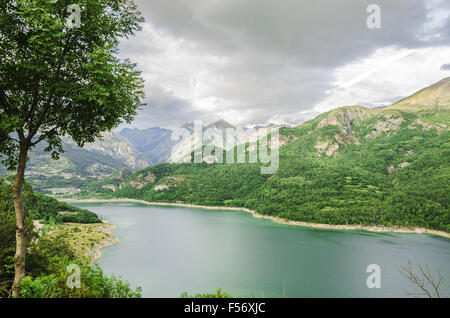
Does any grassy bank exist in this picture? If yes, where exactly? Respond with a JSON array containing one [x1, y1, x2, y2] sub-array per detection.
[[39, 221, 119, 264]]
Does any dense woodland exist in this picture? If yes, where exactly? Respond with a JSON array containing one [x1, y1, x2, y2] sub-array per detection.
[[0, 176, 101, 224], [32, 193, 101, 224], [93, 108, 449, 232], [0, 177, 140, 297]]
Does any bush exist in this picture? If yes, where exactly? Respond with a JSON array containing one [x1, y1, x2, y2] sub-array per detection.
[[1, 178, 140, 298], [181, 287, 233, 298], [19, 264, 142, 298]]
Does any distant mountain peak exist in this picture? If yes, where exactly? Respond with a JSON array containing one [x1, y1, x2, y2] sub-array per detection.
[[207, 119, 236, 129], [120, 127, 171, 134], [435, 76, 450, 84], [178, 122, 193, 133], [388, 77, 450, 111]]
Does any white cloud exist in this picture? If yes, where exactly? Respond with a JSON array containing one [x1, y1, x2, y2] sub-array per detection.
[[117, 0, 450, 129], [314, 46, 450, 114]]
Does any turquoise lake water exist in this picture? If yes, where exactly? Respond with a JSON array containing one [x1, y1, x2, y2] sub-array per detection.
[[74, 202, 450, 298]]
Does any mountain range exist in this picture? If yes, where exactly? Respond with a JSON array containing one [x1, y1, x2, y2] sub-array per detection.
[[0, 117, 279, 193], [0, 131, 150, 194], [120, 127, 175, 164], [88, 77, 450, 232], [2, 77, 449, 224], [168, 119, 282, 163]]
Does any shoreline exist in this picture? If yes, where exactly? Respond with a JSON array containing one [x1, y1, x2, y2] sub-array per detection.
[[36, 219, 120, 265], [61, 198, 450, 240], [89, 222, 120, 265]]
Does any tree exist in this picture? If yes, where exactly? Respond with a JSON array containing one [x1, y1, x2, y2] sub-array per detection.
[[400, 261, 448, 298], [0, 0, 145, 296]]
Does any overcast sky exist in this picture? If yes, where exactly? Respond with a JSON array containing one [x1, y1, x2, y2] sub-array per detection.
[[117, 0, 450, 130]]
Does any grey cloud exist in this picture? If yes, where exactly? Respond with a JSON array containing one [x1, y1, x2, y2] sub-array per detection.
[[123, 0, 450, 128], [135, 0, 447, 66], [119, 85, 204, 130], [441, 64, 450, 70]]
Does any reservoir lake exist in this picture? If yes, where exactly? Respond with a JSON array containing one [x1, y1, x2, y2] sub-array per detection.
[[74, 202, 450, 298]]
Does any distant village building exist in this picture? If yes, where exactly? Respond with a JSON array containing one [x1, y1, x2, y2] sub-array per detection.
[[51, 188, 81, 195]]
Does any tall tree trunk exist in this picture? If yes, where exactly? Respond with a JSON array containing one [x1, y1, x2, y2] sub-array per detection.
[[11, 142, 28, 297]]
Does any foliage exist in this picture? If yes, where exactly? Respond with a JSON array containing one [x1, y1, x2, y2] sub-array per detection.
[[42, 222, 115, 261], [181, 287, 233, 298], [0, 176, 101, 223], [102, 108, 449, 232], [32, 193, 101, 224], [19, 264, 142, 298], [1, 179, 138, 297], [0, 0, 146, 296], [0, 0, 146, 169]]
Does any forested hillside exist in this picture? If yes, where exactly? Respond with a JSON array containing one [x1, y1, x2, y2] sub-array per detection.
[[90, 79, 450, 232], [0, 132, 149, 195], [0, 176, 101, 224], [0, 177, 142, 297]]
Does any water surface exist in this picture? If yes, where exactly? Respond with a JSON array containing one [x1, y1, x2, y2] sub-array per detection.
[[74, 203, 450, 298]]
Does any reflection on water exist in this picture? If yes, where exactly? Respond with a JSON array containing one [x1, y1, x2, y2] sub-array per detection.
[[74, 203, 450, 298]]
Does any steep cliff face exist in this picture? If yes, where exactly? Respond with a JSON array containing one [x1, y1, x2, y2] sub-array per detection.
[[78, 132, 149, 170], [120, 127, 175, 164], [168, 120, 237, 163], [168, 120, 282, 163], [295, 78, 450, 158], [311, 106, 378, 156], [316, 106, 377, 131]]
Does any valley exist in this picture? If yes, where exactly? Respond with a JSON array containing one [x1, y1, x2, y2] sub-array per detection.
[[74, 78, 450, 234], [2, 0, 449, 302], [75, 202, 450, 298]]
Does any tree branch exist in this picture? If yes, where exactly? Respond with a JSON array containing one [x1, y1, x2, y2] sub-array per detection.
[[30, 118, 71, 147], [26, 76, 40, 134], [400, 261, 447, 298], [5, 135, 20, 143], [0, 89, 13, 115], [28, 32, 78, 136]]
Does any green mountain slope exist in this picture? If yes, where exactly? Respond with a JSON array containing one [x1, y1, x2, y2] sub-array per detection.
[[1, 132, 148, 194], [0, 176, 101, 224], [91, 79, 450, 232]]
